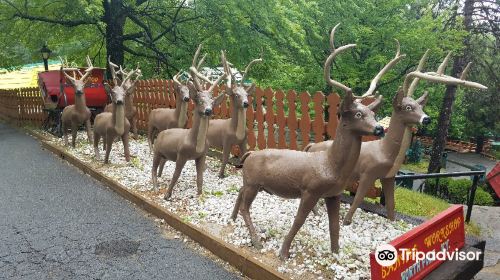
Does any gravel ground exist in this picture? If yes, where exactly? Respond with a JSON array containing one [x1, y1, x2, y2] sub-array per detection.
[[43, 130, 414, 279]]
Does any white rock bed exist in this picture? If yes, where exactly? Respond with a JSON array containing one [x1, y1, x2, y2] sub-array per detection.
[[41, 130, 414, 279]]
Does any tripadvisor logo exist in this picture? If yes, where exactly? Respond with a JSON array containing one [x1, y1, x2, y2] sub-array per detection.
[[375, 244, 398, 266]]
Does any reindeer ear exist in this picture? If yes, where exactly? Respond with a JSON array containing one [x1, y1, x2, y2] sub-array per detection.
[[417, 91, 429, 106], [126, 83, 136, 95], [367, 95, 383, 113], [213, 93, 226, 107], [104, 83, 112, 95], [245, 83, 256, 96], [187, 81, 197, 100], [393, 87, 404, 108], [340, 90, 354, 113]]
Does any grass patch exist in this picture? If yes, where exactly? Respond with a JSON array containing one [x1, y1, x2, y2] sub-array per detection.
[[394, 188, 450, 218], [465, 222, 481, 237], [401, 160, 429, 174]]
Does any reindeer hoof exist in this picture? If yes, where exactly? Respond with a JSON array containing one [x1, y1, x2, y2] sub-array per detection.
[[331, 244, 339, 253], [218, 173, 226, 179], [343, 219, 352, 226], [164, 192, 172, 200], [278, 248, 290, 260]]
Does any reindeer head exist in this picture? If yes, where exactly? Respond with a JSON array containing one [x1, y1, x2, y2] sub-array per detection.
[[221, 51, 261, 109], [324, 24, 388, 137], [60, 56, 94, 96], [187, 44, 228, 117], [395, 50, 488, 127], [173, 72, 191, 103], [109, 62, 142, 97], [106, 57, 140, 106]]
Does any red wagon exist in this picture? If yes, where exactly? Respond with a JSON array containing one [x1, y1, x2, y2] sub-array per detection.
[[38, 67, 108, 136]]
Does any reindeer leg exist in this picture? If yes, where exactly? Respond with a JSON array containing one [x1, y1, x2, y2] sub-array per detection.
[[195, 155, 206, 195], [71, 122, 78, 148], [104, 133, 114, 164], [158, 158, 167, 177], [93, 132, 101, 160], [280, 193, 319, 259], [218, 142, 231, 178], [85, 119, 93, 143], [122, 132, 130, 162], [132, 117, 138, 140], [102, 135, 106, 151], [381, 177, 396, 221], [164, 157, 187, 200], [344, 176, 374, 225], [237, 140, 247, 167], [325, 196, 341, 253], [231, 187, 244, 221], [238, 185, 262, 249], [147, 124, 154, 153], [62, 122, 69, 146], [151, 153, 162, 190]]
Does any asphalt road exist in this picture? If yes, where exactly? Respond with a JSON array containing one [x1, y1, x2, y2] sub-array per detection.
[[0, 123, 238, 280]]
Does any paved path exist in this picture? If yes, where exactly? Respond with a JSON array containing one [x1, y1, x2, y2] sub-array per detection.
[[0, 123, 238, 280]]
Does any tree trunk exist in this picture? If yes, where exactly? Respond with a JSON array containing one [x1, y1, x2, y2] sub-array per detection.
[[427, 0, 474, 173], [475, 135, 485, 154], [103, 0, 127, 75]]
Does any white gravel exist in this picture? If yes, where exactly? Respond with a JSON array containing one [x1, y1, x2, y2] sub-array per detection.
[[42, 130, 414, 279]]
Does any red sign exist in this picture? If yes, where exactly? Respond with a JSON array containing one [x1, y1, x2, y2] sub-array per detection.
[[487, 162, 500, 199], [370, 205, 465, 280]]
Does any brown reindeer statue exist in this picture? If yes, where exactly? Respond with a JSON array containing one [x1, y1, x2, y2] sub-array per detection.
[[104, 60, 141, 140], [231, 24, 386, 260], [207, 51, 262, 178], [60, 56, 94, 147], [93, 62, 140, 163], [147, 72, 192, 151], [305, 51, 488, 225], [152, 46, 227, 200], [148, 48, 209, 152]]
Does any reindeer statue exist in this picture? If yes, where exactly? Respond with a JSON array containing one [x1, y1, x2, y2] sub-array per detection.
[[104, 60, 142, 140], [305, 51, 488, 225], [231, 24, 386, 260], [147, 72, 191, 151], [148, 49, 209, 151], [207, 51, 262, 178], [60, 56, 94, 147], [151, 46, 227, 200], [93, 61, 140, 163]]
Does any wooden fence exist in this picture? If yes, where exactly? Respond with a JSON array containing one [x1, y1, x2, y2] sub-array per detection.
[[0, 87, 46, 127], [0, 80, 375, 152]]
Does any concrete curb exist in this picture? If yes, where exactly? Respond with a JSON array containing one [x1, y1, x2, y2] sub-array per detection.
[[30, 132, 286, 280]]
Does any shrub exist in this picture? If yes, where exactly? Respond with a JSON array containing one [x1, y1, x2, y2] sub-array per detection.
[[447, 179, 494, 206], [424, 177, 451, 196], [447, 179, 471, 204], [473, 188, 494, 206]]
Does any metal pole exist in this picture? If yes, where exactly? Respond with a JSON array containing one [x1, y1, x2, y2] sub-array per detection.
[[43, 58, 49, 71], [465, 175, 480, 223]]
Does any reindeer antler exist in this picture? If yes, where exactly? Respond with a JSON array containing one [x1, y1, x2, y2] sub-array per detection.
[[190, 44, 212, 85], [324, 23, 356, 95], [108, 56, 120, 85], [240, 57, 262, 86], [363, 39, 406, 97], [221, 50, 232, 90], [173, 71, 183, 88], [189, 49, 227, 93], [406, 49, 430, 97], [403, 52, 487, 95]]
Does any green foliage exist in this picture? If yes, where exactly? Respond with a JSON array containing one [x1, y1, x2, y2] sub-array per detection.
[[425, 178, 494, 206], [406, 140, 424, 163]]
